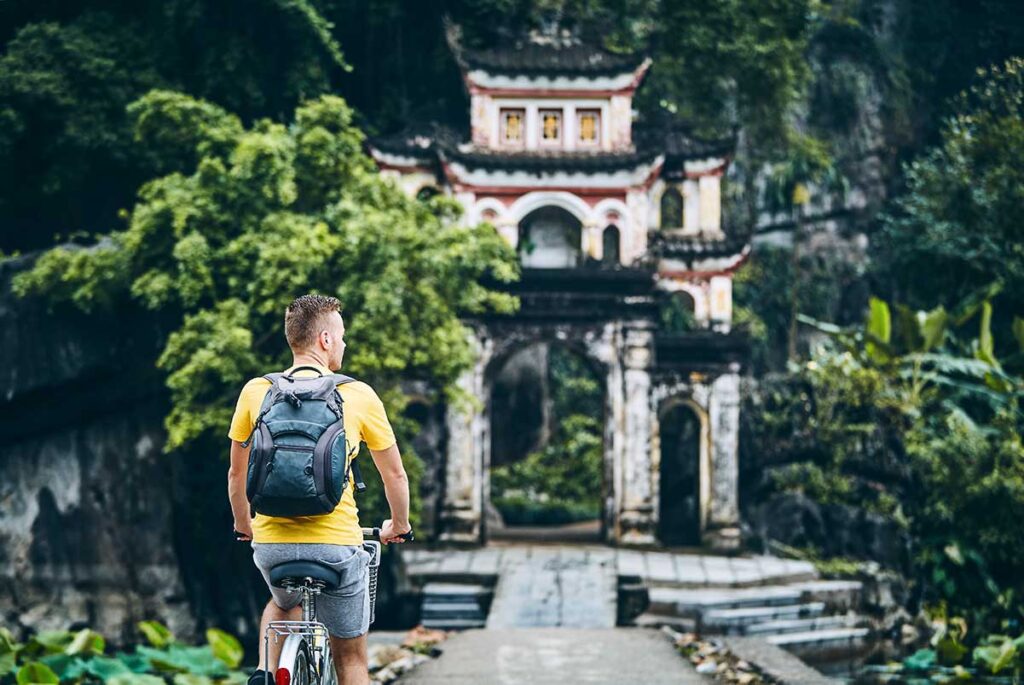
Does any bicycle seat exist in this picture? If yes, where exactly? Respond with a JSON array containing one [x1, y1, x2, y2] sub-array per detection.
[[269, 560, 341, 590]]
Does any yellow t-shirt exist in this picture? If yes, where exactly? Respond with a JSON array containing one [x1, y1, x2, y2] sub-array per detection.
[[227, 364, 396, 545]]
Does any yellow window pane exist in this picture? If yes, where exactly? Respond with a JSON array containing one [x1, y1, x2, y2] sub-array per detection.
[[504, 112, 522, 142], [579, 114, 597, 142], [542, 113, 560, 140]]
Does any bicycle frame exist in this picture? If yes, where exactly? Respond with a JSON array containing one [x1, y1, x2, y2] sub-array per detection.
[[261, 535, 382, 685]]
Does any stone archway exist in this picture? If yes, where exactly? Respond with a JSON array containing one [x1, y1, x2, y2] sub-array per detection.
[[518, 207, 583, 268], [439, 321, 659, 546], [485, 340, 606, 541], [656, 399, 709, 546]]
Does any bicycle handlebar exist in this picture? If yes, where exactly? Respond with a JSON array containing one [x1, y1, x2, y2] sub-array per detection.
[[361, 527, 414, 542]]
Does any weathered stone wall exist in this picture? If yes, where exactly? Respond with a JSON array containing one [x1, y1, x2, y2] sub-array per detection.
[[0, 255, 194, 641], [0, 256, 270, 645]]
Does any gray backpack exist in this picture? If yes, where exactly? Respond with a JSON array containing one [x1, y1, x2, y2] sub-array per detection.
[[242, 366, 357, 517]]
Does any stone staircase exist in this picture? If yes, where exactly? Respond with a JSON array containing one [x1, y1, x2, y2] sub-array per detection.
[[642, 578, 870, 656], [419, 582, 491, 630], [402, 544, 871, 659]]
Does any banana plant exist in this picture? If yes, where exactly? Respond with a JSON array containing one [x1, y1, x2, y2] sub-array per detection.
[[799, 287, 1022, 415]]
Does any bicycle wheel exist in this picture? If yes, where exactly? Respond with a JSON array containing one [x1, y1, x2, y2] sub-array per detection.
[[276, 635, 314, 685], [319, 641, 338, 685]]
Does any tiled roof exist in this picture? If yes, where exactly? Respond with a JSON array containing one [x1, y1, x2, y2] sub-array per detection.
[[648, 231, 752, 260], [459, 43, 646, 77], [442, 147, 655, 172], [368, 122, 465, 157]]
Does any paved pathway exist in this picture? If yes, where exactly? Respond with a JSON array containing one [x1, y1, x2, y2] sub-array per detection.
[[486, 546, 617, 628], [401, 543, 817, 588], [398, 628, 708, 684]]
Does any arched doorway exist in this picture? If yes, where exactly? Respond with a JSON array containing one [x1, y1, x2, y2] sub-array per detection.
[[661, 290, 698, 332], [602, 225, 620, 266], [660, 187, 683, 229], [487, 341, 605, 542], [658, 401, 703, 546], [519, 207, 582, 268]]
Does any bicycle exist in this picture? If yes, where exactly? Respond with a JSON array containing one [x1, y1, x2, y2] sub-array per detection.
[[261, 527, 409, 685]]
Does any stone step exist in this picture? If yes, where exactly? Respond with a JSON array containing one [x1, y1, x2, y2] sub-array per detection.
[[421, 601, 486, 620], [648, 586, 803, 616], [420, 582, 489, 630], [792, 580, 863, 610], [743, 614, 856, 636], [421, 582, 491, 602], [420, 617, 487, 630], [644, 560, 819, 590], [766, 627, 870, 649], [702, 602, 826, 631]]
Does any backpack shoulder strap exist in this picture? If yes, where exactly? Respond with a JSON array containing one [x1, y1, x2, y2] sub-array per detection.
[[332, 374, 356, 386]]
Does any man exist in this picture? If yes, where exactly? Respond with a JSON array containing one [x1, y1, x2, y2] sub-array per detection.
[[227, 294, 412, 685]]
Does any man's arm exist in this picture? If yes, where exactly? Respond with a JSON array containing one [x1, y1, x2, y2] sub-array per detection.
[[228, 440, 253, 540], [368, 442, 411, 544]]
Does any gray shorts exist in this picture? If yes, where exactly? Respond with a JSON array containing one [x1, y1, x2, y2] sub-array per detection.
[[252, 543, 371, 639]]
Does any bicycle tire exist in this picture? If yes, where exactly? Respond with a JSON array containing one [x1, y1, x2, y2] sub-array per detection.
[[319, 640, 338, 685], [277, 635, 314, 685]]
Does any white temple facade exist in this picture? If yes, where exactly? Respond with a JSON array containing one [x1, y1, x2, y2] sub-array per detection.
[[369, 32, 750, 550]]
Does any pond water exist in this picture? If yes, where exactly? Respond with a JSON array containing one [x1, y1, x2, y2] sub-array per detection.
[[808, 637, 1016, 684]]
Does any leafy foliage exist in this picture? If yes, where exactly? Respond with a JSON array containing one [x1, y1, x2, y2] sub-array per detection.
[[878, 58, 1024, 345], [14, 90, 517, 449], [13, 90, 518, 532], [491, 345, 604, 525], [0, 1, 349, 253], [0, 623, 244, 685], [757, 292, 1024, 629], [733, 244, 864, 371]]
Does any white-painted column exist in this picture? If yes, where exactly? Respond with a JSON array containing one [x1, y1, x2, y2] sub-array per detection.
[[618, 326, 657, 545], [709, 276, 733, 332], [683, 180, 700, 233], [564, 105, 577, 152], [699, 175, 722, 234], [525, 104, 539, 150], [705, 370, 741, 551], [440, 330, 491, 543], [496, 221, 519, 249], [584, 221, 602, 261]]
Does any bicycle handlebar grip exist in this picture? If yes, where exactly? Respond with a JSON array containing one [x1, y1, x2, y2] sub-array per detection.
[[359, 527, 413, 541]]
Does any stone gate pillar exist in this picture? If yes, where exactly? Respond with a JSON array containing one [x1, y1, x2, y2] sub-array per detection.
[[617, 325, 657, 544], [704, 369, 741, 551], [439, 332, 490, 544]]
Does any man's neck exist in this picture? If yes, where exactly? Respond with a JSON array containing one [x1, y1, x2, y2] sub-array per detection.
[[291, 352, 333, 371]]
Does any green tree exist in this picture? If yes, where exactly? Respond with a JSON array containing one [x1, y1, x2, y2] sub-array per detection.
[[763, 294, 1024, 628], [0, 1, 346, 253], [491, 346, 604, 524], [877, 58, 1024, 343], [13, 91, 518, 515]]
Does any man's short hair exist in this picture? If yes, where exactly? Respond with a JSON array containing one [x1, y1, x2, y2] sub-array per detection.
[[285, 294, 342, 352]]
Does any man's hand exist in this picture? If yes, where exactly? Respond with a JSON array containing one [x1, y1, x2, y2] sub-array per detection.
[[379, 518, 412, 545], [234, 517, 253, 541]]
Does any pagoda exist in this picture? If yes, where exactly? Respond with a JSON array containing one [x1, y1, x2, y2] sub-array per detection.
[[368, 29, 750, 550]]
